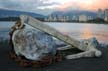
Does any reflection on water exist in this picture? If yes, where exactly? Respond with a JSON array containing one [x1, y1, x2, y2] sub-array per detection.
[[0, 22, 108, 43], [45, 22, 108, 43], [81, 24, 93, 39]]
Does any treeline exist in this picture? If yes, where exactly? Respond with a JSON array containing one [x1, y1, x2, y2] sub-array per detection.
[[0, 17, 44, 21], [0, 17, 20, 21], [87, 18, 108, 24]]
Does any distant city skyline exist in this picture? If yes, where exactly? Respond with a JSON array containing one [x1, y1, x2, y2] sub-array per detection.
[[0, 0, 108, 15]]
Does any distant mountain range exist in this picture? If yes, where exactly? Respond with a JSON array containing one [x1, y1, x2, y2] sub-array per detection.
[[0, 9, 46, 18], [0, 9, 98, 19], [0, 9, 99, 22], [50, 10, 97, 18]]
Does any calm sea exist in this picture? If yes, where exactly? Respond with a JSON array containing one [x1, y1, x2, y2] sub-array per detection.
[[0, 22, 108, 44]]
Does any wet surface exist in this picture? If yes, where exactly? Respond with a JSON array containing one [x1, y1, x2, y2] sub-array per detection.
[[0, 42, 108, 71]]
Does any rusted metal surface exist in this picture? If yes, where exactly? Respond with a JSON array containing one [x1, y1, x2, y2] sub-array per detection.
[[9, 52, 62, 68]]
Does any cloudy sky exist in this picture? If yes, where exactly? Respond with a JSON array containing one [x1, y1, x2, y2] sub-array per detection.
[[0, 0, 108, 15]]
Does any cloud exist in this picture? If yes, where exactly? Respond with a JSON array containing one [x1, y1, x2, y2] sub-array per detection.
[[0, 0, 59, 15], [57, 0, 108, 11], [0, 0, 108, 15], [87, 0, 108, 10]]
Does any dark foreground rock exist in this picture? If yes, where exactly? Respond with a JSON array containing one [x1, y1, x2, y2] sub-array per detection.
[[0, 42, 108, 71]]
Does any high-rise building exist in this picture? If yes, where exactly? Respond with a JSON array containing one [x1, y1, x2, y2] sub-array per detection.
[[72, 16, 78, 21], [79, 14, 87, 22], [104, 9, 108, 22], [97, 9, 104, 19], [87, 16, 93, 21]]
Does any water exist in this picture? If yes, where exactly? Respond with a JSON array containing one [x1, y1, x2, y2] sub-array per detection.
[[0, 22, 108, 44]]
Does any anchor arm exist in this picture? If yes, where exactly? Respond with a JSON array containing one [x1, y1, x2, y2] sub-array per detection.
[[20, 15, 80, 48]]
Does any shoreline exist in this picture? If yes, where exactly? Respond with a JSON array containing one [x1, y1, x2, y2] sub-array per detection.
[[0, 20, 108, 25]]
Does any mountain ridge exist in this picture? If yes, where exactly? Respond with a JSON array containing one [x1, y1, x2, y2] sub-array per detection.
[[0, 9, 46, 18]]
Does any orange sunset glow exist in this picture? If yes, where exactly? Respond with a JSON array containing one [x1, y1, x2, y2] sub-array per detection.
[[81, 26, 93, 39], [0, 0, 108, 15], [57, 0, 108, 11]]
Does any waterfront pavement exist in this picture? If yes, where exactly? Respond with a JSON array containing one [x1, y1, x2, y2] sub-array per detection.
[[0, 43, 108, 71]]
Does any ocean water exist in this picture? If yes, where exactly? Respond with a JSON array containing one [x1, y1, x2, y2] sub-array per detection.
[[0, 22, 108, 44]]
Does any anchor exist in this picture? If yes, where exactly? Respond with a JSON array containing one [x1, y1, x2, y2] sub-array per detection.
[[11, 14, 102, 61]]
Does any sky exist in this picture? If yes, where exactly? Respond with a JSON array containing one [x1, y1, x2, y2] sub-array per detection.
[[0, 0, 108, 15]]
